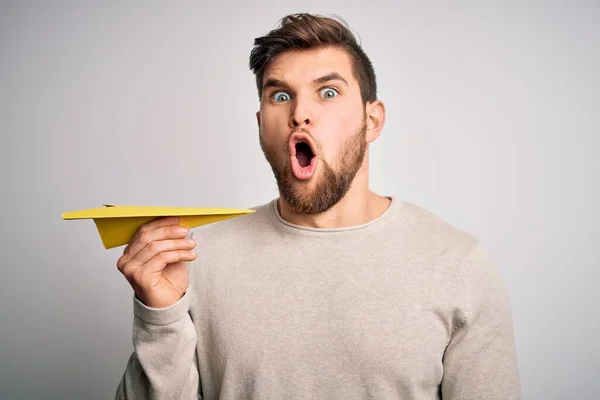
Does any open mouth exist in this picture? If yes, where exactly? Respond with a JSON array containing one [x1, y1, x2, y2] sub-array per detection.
[[295, 141, 315, 167], [289, 133, 318, 180]]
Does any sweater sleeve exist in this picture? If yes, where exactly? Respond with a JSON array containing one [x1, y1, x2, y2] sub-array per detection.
[[115, 290, 201, 400], [441, 243, 521, 400]]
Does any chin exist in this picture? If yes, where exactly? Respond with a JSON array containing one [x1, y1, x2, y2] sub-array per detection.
[[280, 171, 348, 215]]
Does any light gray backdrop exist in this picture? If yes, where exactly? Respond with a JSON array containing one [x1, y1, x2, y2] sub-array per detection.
[[1, 1, 598, 399]]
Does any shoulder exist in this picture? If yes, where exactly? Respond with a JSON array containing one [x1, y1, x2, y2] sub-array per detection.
[[397, 201, 481, 261], [397, 201, 509, 311], [189, 199, 276, 247], [399, 201, 507, 294]]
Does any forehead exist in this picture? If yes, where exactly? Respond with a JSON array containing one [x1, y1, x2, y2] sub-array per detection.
[[263, 47, 356, 87]]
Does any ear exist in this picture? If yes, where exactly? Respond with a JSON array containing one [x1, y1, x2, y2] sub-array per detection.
[[364, 100, 385, 143], [256, 111, 261, 128]]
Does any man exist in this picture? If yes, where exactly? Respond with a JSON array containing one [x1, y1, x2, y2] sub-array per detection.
[[115, 13, 520, 400]]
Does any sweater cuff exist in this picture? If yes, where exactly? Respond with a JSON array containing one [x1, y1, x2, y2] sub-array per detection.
[[133, 290, 190, 325]]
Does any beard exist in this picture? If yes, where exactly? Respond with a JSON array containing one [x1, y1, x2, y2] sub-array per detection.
[[259, 116, 368, 215]]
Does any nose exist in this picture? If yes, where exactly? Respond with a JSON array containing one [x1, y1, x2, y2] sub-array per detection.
[[289, 97, 313, 128]]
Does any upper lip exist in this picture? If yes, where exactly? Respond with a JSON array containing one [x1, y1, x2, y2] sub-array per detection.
[[289, 131, 317, 157]]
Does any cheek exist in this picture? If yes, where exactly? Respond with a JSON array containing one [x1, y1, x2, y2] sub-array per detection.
[[260, 108, 290, 138], [318, 108, 361, 159], [259, 113, 290, 157]]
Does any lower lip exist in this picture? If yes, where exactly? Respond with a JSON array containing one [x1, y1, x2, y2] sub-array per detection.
[[291, 155, 318, 180]]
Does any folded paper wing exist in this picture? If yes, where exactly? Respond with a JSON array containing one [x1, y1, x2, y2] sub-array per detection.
[[62, 205, 254, 249]]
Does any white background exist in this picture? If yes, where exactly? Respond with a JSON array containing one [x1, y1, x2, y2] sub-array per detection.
[[1, 1, 598, 399]]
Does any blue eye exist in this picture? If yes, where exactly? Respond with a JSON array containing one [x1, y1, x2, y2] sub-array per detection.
[[320, 87, 338, 99], [272, 91, 291, 102]]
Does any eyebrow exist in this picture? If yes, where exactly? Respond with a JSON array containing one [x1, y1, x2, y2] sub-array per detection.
[[262, 72, 349, 91], [312, 72, 348, 86], [262, 78, 288, 91]]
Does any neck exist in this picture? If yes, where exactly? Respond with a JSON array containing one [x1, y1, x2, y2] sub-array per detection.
[[277, 161, 391, 229]]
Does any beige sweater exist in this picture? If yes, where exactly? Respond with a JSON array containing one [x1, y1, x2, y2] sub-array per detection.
[[115, 197, 520, 399]]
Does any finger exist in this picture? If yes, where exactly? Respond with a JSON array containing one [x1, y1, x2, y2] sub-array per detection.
[[125, 216, 181, 252], [116, 253, 129, 273], [144, 249, 197, 273], [119, 257, 141, 284], [125, 224, 190, 260], [132, 237, 196, 265], [141, 216, 181, 232]]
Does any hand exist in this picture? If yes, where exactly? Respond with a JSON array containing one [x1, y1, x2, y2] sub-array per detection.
[[117, 216, 197, 308]]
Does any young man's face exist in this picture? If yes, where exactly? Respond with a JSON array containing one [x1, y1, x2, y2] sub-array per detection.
[[257, 46, 371, 214]]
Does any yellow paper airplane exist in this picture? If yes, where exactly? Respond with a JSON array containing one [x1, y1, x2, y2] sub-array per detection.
[[62, 204, 255, 249]]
